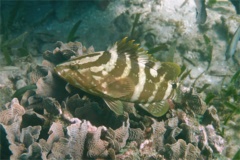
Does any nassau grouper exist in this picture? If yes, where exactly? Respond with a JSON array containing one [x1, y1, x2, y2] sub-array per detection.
[[55, 38, 181, 117]]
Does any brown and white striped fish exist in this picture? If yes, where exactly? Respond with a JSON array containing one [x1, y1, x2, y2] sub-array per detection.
[[55, 38, 181, 117]]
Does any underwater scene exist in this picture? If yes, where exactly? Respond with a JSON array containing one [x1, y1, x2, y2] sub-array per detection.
[[0, 0, 240, 159]]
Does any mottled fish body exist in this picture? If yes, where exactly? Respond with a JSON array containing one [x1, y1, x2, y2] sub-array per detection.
[[55, 38, 181, 117], [225, 25, 240, 60]]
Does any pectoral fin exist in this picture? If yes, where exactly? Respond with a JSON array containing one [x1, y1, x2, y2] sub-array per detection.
[[103, 98, 124, 116], [139, 100, 170, 117], [104, 77, 135, 99]]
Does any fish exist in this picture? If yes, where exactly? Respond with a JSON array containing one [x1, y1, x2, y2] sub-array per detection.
[[225, 25, 240, 60], [230, 0, 240, 14], [54, 38, 181, 117], [194, 0, 207, 24]]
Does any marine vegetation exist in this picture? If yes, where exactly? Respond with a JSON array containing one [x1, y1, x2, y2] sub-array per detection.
[[205, 68, 240, 135], [225, 25, 240, 60], [67, 19, 82, 42], [0, 32, 28, 65]]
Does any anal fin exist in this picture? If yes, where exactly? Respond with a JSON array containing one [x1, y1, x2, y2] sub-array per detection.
[[139, 100, 170, 117], [103, 98, 124, 116]]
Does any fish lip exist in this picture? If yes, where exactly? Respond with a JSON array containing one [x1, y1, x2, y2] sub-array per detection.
[[54, 65, 65, 77], [54, 65, 60, 75]]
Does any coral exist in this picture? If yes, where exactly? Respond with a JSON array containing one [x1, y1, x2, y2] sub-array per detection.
[[20, 90, 35, 107], [53, 41, 84, 59], [163, 139, 200, 159], [205, 125, 225, 153], [47, 122, 64, 148], [151, 119, 166, 152], [165, 116, 179, 129], [112, 117, 130, 149], [104, 117, 131, 155], [0, 98, 25, 125], [67, 119, 88, 159], [38, 139, 50, 159], [115, 141, 140, 159], [27, 65, 49, 84], [0, 123, 25, 159], [86, 125, 109, 158], [65, 94, 84, 113], [43, 41, 94, 64], [49, 138, 71, 159], [0, 41, 227, 160], [128, 128, 144, 142], [179, 123, 198, 145], [43, 97, 62, 115], [20, 126, 41, 148], [36, 71, 66, 100], [2, 0, 240, 158], [202, 105, 220, 129], [19, 142, 42, 159], [181, 88, 207, 116], [0, 99, 25, 158], [21, 110, 46, 128], [166, 126, 182, 144]]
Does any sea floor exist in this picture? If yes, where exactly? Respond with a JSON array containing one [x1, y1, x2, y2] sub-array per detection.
[[0, 0, 240, 159]]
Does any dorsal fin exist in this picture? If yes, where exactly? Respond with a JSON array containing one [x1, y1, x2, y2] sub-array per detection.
[[109, 37, 180, 78], [116, 37, 144, 54], [111, 37, 160, 67]]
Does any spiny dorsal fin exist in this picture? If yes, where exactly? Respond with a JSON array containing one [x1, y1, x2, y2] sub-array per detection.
[[110, 37, 180, 78], [114, 37, 160, 67], [116, 37, 145, 54]]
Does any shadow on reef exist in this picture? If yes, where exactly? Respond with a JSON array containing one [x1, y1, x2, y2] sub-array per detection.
[[0, 41, 225, 159]]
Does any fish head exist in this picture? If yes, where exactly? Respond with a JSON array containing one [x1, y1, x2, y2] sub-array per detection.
[[54, 53, 104, 92], [54, 52, 109, 95], [158, 62, 181, 100], [54, 60, 84, 88]]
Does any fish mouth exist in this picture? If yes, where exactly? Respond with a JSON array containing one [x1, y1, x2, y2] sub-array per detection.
[[54, 65, 69, 78]]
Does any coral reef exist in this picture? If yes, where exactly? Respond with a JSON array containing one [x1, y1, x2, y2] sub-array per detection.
[[1, 0, 239, 158], [0, 42, 227, 159]]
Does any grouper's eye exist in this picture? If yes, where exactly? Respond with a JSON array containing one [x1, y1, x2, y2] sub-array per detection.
[[70, 64, 79, 70], [172, 83, 177, 89]]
